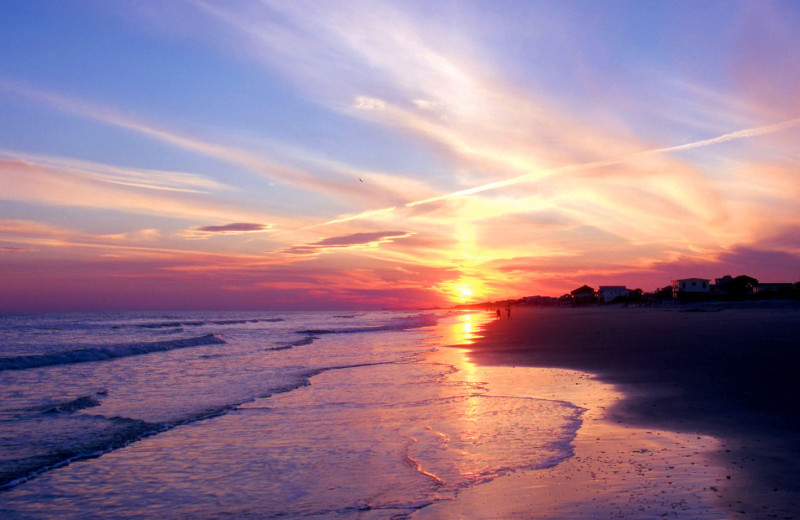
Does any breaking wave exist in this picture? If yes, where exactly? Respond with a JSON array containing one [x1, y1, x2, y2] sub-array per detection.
[[40, 393, 105, 414], [0, 334, 226, 372], [0, 366, 322, 491], [133, 317, 285, 329], [296, 313, 437, 336]]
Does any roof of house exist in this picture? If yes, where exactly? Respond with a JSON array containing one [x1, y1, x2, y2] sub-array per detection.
[[599, 286, 628, 291], [571, 285, 595, 295]]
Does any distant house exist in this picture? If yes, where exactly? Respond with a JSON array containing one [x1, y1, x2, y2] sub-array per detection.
[[714, 275, 758, 298], [598, 286, 629, 303], [520, 295, 558, 306], [714, 275, 734, 291], [672, 278, 710, 298], [654, 285, 673, 300], [755, 283, 794, 298], [570, 285, 597, 304]]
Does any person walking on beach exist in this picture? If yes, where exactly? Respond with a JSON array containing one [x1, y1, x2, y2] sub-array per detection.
[[506, 305, 512, 320], [496, 308, 501, 320]]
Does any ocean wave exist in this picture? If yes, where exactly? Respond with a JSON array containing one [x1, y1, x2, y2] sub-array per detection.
[[0, 414, 159, 490], [132, 317, 285, 328], [135, 322, 184, 329], [288, 335, 317, 346], [297, 327, 376, 335], [296, 313, 438, 336], [0, 334, 226, 372], [0, 371, 314, 491], [40, 393, 105, 414], [264, 345, 293, 352]]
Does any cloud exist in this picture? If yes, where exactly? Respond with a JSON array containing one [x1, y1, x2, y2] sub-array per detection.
[[354, 96, 386, 110], [716, 247, 800, 280], [179, 2, 800, 236], [412, 99, 440, 111], [642, 117, 800, 156], [0, 148, 229, 194], [198, 222, 269, 233], [101, 229, 162, 243], [1, 219, 64, 236], [284, 230, 412, 255], [0, 219, 284, 270], [0, 156, 279, 225], [0, 246, 36, 253], [4, 2, 800, 311], [759, 225, 800, 253], [185, 222, 272, 239], [116, 3, 800, 266], [0, 79, 434, 212]]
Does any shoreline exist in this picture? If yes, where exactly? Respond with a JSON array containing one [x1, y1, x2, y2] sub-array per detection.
[[450, 305, 800, 518], [414, 362, 727, 519]]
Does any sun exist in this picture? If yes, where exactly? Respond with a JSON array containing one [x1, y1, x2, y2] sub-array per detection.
[[435, 277, 485, 305]]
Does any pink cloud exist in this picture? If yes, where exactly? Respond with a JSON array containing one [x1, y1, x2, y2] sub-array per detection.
[[0, 246, 36, 253]]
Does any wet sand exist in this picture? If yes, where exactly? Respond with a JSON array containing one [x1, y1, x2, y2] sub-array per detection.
[[428, 303, 800, 518]]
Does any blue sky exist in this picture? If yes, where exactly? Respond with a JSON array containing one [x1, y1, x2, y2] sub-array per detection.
[[1, 1, 799, 311]]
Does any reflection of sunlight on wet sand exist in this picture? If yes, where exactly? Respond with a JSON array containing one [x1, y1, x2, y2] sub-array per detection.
[[441, 311, 482, 346], [434, 312, 489, 392], [416, 314, 728, 519], [422, 312, 589, 482]]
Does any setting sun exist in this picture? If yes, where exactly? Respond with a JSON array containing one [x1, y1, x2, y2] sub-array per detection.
[[2, 3, 800, 519], [1, 1, 799, 313], [437, 278, 487, 305]]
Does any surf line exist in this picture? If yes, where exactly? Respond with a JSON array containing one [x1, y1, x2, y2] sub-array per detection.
[[403, 436, 444, 486]]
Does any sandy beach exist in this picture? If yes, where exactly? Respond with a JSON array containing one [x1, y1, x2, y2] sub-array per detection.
[[421, 303, 800, 519]]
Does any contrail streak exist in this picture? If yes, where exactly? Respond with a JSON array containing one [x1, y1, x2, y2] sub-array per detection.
[[317, 116, 800, 225], [642, 117, 800, 155]]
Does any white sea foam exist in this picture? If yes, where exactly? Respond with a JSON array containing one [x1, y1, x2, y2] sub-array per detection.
[[0, 310, 585, 518], [0, 333, 225, 371]]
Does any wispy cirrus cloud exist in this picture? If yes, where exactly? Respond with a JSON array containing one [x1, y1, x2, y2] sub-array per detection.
[[176, 1, 800, 301], [0, 219, 294, 270], [0, 156, 277, 225], [0, 78, 436, 212], [186, 2, 799, 226], [292, 113, 800, 261], [0, 148, 228, 194], [3, 1, 800, 310]]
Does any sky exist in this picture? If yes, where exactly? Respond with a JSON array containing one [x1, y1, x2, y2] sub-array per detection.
[[1, 0, 800, 311]]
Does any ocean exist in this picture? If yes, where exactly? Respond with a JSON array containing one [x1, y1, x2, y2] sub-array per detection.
[[0, 310, 585, 519]]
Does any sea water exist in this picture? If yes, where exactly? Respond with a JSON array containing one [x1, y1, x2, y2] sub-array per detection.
[[0, 310, 584, 519]]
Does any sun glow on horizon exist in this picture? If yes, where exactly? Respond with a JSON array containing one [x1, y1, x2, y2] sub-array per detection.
[[437, 277, 489, 305], [1, 2, 800, 312]]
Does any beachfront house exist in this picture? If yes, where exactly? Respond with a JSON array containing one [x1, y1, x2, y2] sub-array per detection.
[[570, 285, 597, 304], [755, 282, 795, 298], [672, 278, 711, 298], [714, 275, 758, 298], [598, 286, 629, 303]]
